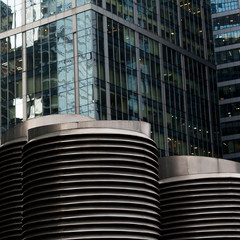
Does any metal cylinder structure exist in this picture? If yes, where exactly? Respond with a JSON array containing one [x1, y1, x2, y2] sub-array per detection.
[[159, 156, 240, 240], [21, 120, 161, 239], [0, 115, 94, 240]]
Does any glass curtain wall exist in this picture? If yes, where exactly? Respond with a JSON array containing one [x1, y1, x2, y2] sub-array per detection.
[[211, 0, 239, 13], [26, 16, 75, 118], [0, 0, 222, 158], [77, 10, 105, 118], [0, 0, 22, 32], [211, 0, 240, 161], [1, 33, 22, 133], [26, 0, 72, 23]]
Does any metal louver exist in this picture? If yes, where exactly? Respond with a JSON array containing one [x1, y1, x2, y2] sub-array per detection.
[[21, 121, 161, 240], [159, 156, 240, 240]]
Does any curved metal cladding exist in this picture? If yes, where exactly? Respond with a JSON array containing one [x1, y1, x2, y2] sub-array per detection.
[[0, 114, 94, 240], [0, 124, 27, 239], [22, 120, 161, 240], [159, 156, 240, 240]]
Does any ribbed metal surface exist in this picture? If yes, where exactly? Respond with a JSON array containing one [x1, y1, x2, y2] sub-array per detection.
[[22, 132, 161, 239], [160, 177, 240, 239], [159, 156, 240, 240], [0, 141, 25, 239]]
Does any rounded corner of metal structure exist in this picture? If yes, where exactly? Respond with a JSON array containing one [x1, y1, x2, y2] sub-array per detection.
[[77, 120, 152, 138], [1, 121, 28, 146], [158, 155, 240, 181]]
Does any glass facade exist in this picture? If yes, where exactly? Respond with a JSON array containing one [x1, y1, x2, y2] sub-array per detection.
[[0, 0, 221, 158], [221, 121, 240, 136], [223, 139, 240, 156], [215, 30, 240, 47], [216, 48, 240, 64], [1, 33, 22, 132], [213, 13, 240, 30], [0, 0, 22, 32], [77, 10, 105, 118], [219, 83, 240, 100], [211, 0, 239, 13], [106, 0, 133, 23], [107, 18, 139, 120], [137, 0, 157, 33], [211, 0, 240, 161], [160, 0, 180, 45], [26, 0, 72, 23], [26, 16, 75, 118]]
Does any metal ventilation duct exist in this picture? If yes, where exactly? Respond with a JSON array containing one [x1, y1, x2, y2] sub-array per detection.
[[22, 120, 161, 240], [0, 114, 95, 240], [159, 156, 240, 240]]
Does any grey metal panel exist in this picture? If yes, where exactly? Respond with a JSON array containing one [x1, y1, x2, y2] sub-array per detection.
[[220, 115, 240, 123], [223, 152, 240, 160], [219, 97, 240, 105], [215, 43, 240, 52], [218, 78, 240, 87], [217, 61, 240, 69], [212, 8, 240, 18], [159, 156, 240, 180], [222, 134, 240, 141], [27, 120, 152, 141], [22, 121, 161, 239], [159, 156, 240, 239], [1, 114, 94, 145]]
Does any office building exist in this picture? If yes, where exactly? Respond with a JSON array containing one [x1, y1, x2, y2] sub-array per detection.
[[0, 0, 221, 157], [211, 0, 240, 161]]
